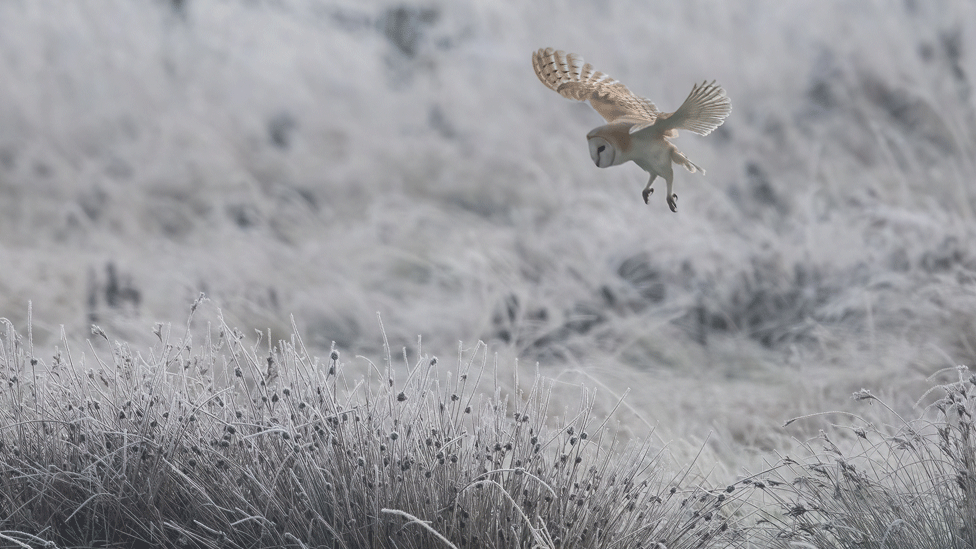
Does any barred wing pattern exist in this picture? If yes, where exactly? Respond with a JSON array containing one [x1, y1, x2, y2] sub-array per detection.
[[652, 80, 732, 136], [533, 48, 731, 137], [532, 47, 662, 129]]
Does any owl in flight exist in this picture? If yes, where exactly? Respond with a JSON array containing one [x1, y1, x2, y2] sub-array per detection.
[[532, 48, 731, 212]]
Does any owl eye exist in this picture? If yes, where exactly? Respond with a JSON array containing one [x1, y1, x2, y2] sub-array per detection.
[[597, 145, 606, 153]]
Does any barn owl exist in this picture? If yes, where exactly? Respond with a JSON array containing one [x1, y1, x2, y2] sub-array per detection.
[[532, 48, 731, 212]]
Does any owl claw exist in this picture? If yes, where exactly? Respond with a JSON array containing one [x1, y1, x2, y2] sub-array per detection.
[[642, 187, 654, 204], [667, 193, 678, 213]]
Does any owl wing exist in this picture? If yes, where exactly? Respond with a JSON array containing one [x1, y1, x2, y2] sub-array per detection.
[[533, 48, 661, 128], [651, 80, 731, 136]]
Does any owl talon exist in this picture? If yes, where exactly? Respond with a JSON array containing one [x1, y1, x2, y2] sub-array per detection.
[[668, 193, 678, 213], [642, 187, 654, 204]]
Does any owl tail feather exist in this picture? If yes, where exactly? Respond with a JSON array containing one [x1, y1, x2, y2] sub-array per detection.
[[671, 149, 704, 175]]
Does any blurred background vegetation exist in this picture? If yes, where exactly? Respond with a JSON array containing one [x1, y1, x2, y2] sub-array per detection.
[[1, 0, 975, 471]]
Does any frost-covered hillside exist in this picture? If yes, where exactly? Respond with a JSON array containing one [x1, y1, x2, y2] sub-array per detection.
[[1, 0, 975, 467]]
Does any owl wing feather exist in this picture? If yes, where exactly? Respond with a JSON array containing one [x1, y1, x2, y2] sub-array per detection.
[[651, 80, 732, 136], [532, 48, 661, 127]]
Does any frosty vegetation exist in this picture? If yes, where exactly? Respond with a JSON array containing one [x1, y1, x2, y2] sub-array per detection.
[[0, 300, 752, 547], [1, 302, 975, 547], [1, 0, 976, 546]]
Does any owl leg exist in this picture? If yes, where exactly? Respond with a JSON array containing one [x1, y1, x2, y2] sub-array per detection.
[[642, 174, 657, 204], [665, 177, 678, 213]]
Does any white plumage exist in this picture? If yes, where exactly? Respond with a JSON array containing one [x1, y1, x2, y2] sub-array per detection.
[[533, 47, 731, 212]]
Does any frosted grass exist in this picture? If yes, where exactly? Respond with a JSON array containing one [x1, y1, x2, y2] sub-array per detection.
[[0, 302, 749, 547], [0, 0, 975, 484]]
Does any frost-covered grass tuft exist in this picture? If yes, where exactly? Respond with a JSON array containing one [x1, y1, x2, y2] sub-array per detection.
[[747, 370, 976, 548], [0, 301, 747, 548], [5, 305, 976, 548]]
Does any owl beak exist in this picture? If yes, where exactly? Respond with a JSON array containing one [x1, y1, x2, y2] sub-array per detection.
[[590, 141, 614, 168]]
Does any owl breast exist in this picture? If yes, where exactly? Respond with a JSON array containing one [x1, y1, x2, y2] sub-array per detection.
[[631, 135, 677, 177]]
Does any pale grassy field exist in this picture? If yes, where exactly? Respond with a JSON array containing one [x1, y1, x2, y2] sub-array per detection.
[[1, 0, 976, 514]]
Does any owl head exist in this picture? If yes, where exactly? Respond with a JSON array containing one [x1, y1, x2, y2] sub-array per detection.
[[587, 136, 614, 168], [586, 125, 630, 169]]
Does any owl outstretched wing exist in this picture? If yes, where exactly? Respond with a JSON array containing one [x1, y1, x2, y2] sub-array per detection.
[[532, 48, 662, 130], [652, 80, 731, 136]]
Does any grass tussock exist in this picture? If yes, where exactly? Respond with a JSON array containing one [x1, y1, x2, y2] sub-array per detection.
[[5, 301, 976, 549], [752, 369, 976, 548], [0, 300, 746, 548]]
